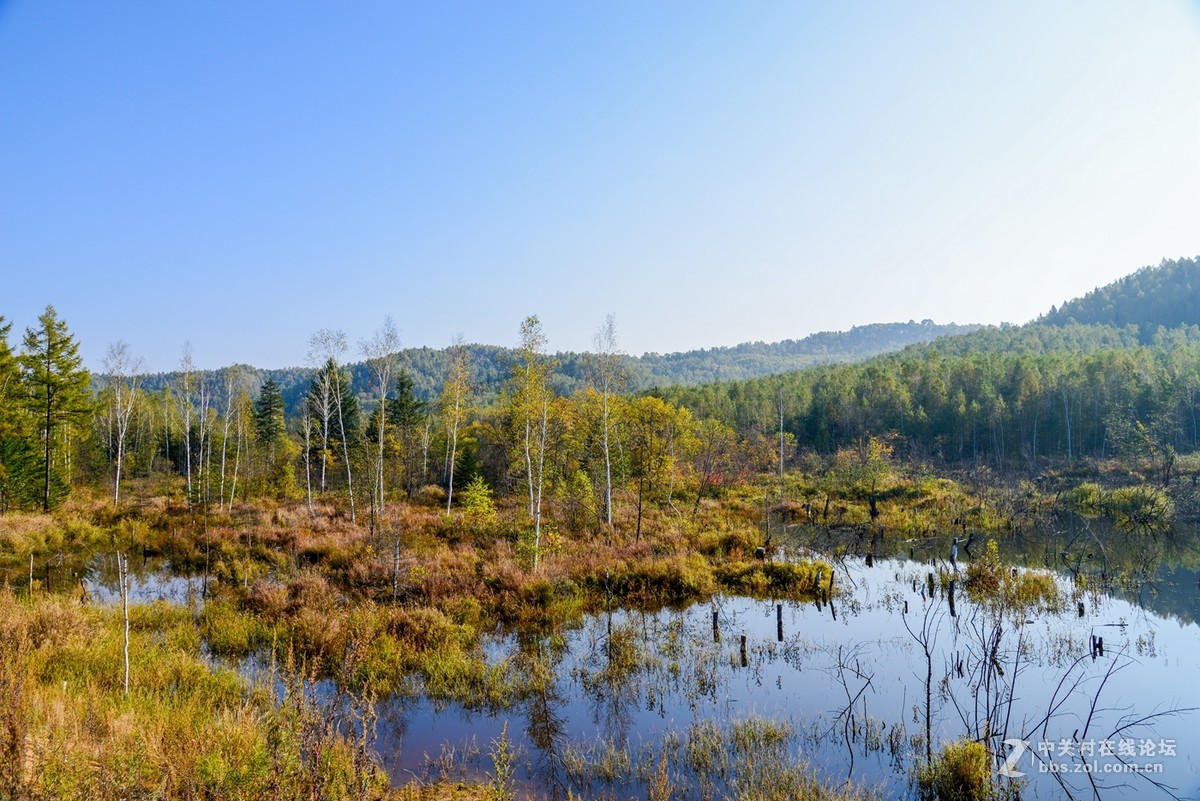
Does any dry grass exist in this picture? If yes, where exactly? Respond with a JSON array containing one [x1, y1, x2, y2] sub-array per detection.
[[0, 587, 385, 800]]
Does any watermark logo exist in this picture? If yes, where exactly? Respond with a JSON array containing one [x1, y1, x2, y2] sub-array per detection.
[[999, 739, 1028, 778], [997, 737, 1176, 777]]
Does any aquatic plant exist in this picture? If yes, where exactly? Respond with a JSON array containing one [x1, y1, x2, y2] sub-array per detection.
[[916, 738, 993, 801], [1107, 485, 1173, 533], [715, 559, 831, 599], [965, 540, 1061, 612]]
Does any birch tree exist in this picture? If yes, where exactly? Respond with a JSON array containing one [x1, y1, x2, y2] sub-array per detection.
[[587, 314, 627, 527], [512, 316, 554, 571], [440, 336, 471, 516], [308, 329, 356, 521], [307, 361, 335, 493], [117, 551, 131, 696], [300, 400, 314, 515], [217, 366, 254, 510], [195, 374, 214, 507], [227, 390, 252, 509], [176, 343, 196, 508], [103, 341, 142, 505], [360, 317, 400, 534], [626, 396, 690, 542]]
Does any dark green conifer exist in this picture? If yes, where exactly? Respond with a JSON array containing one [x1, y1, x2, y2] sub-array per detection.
[[19, 306, 91, 511]]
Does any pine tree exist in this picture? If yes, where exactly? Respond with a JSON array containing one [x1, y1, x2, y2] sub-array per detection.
[[19, 306, 91, 511], [253, 378, 286, 460]]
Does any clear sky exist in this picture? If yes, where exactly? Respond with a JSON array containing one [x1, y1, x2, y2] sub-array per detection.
[[2, 1, 1198, 372]]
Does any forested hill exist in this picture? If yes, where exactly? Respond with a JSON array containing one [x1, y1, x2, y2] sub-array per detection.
[[137, 320, 977, 409], [654, 256, 1200, 465], [1039, 256, 1200, 337], [891, 320, 1200, 360]]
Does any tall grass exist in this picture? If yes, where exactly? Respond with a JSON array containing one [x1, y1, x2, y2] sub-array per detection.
[[0, 589, 385, 800]]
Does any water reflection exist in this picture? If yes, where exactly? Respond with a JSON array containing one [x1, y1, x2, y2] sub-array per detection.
[[383, 552, 1200, 800], [21, 523, 1200, 799], [86, 552, 200, 605]]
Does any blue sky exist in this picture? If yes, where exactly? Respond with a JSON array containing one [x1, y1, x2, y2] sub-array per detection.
[[2, 1, 1198, 371]]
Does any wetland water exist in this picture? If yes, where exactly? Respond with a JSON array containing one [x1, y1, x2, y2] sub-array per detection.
[[373, 529, 1200, 801], [75, 525, 1200, 800]]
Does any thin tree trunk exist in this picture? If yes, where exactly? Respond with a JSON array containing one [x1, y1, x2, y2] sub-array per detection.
[[114, 439, 125, 506], [524, 417, 535, 519], [778, 395, 785, 481], [118, 552, 130, 696], [602, 395, 613, 526], [42, 368, 52, 511], [335, 372, 356, 523], [303, 414, 313, 516], [219, 400, 232, 508], [161, 398, 170, 472], [183, 399, 193, 509], [532, 397, 547, 572], [229, 409, 242, 511], [392, 538, 400, 602], [446, 390, 461, 515], [1062, 388, 1073, 459]]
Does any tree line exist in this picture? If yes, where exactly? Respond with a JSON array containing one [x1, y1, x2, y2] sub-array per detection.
[[131, 320, 976, 413], [0, 308, 778, 566], [7, 260, 1200, 524], [658, 325, 1200, 479]]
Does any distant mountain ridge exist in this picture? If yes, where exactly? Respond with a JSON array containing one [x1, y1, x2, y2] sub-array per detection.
[[134, 320, 978, 409], [631, 321, 979, 387]]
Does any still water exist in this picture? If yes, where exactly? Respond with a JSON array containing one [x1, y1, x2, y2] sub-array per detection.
[[74, 524, 1200, 800], [374, 536, 1200, 800]]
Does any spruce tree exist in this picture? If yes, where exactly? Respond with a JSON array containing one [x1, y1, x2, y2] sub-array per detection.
[[388, 370, 426, 428], [19, 306, 91, 511], [389, 370, 428, 493], [0, 316, 35, 511], [0, 316, 20, 441], [253, 378, 286, 460]]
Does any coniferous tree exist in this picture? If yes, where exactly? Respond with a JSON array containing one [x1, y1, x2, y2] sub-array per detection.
[[389, 370, 428, 494], [0, 316, 36, 511], [254, 378, 286, 462], [19, 305, 91, 511], [0, 317, 18, 418]]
